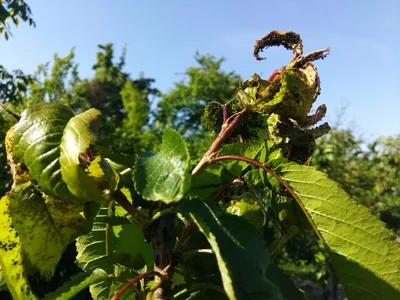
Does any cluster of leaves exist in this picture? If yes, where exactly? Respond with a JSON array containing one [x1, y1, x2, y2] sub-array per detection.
[[1, 29, 400, 300], [0, 0, 35, 40]]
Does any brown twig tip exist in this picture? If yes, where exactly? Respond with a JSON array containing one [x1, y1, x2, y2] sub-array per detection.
[[0, 102, 20, 120], [254, 30, 303, 61]]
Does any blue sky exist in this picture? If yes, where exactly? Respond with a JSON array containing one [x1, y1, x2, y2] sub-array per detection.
[[1, 0, 399, 140]]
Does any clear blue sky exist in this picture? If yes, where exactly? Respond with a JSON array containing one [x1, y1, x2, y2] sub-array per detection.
[[1, 0, 399, 140]]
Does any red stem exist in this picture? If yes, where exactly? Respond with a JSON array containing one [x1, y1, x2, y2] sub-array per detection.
[[208, 155, 268, 169], [192, 107, 247, 175], [111, 270, 163, 300], [222, 104, 228, 123], [267, 68, 283, 81], [212, 177, 244, 202]]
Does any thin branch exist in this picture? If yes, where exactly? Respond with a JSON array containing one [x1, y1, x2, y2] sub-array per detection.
[[211, 177, 244, 202], [192, 107, 247, 175], [0, 102, 20, 120], [206, 154, 326, 243], [208, 155, 268, 169], [111, 270, 163, 300], [175, 221, 197, 252], [222, 104, 228, 123], [105, 200, 115, 256], [113, 190, 149, 226]]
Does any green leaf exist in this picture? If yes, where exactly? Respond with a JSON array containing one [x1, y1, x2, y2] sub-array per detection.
[[0, 194, 37, 300], [87, 156, 120, 193], [94, 145, 135, 169], [0, 5, 10, 23], [89, 265, 139, 300], [7, 183, 88, 279], [179, 200, 281, 300], [276, 163, 400, 299], [60, 108, 106, 203], [190, 163, 223, 200], [10, 103, 76, 199], [219, 142, 265, 177], [173, 283, 228, 300], [113, 223, 154, 270], [76, 203, 153, 272], [76, 205, 115, 272], [0, 266, 8, 291], [134, 128, 191, 204], [42, 269, 108, 300], [226, 200, 265, 231]]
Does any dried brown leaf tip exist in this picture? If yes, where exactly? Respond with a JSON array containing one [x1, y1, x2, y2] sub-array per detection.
[[253, 30, 303, 61]]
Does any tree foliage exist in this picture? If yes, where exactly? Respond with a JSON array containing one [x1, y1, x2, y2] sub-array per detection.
[[1, 9, 399, 300]]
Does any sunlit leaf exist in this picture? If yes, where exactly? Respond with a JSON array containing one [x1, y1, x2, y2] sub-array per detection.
[[8, 183, 88, 278], [0, 194, 37, 300], [10, 103, 76, 199], [134, 128, 191, 204], [226, 200, 265, 231], [76, 205, 150, 299], [60, 108, 106, 203], [76, 203, 153, 271], [276, 163, 400, 299]]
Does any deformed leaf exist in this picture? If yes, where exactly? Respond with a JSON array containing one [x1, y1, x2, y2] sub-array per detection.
[[10, 103, 76, 199], [0, 194, 37, 300], [276, 163, 400, 299], [8, 182, 88, 279], [179, 200, 281, 300], [253, 30, 303, 61], [134, 128, 191, 204], [87, 156, 120, 193], [60, 108, 106, 203]]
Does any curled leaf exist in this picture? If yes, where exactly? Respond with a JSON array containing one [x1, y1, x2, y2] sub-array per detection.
[[10, 103, 76, 199], [8, 182, 88, 278], [60, 108, 106, 203], [254, 30, 303, 61]]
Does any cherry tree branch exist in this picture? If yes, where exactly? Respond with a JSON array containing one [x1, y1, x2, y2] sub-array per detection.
[[111, 270, 164, 300], [192, 107, 247, 175]]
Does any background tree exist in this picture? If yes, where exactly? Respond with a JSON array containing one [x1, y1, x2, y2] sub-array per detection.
[[1, 5, 399, 297], [156, 52, 242, 156]]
